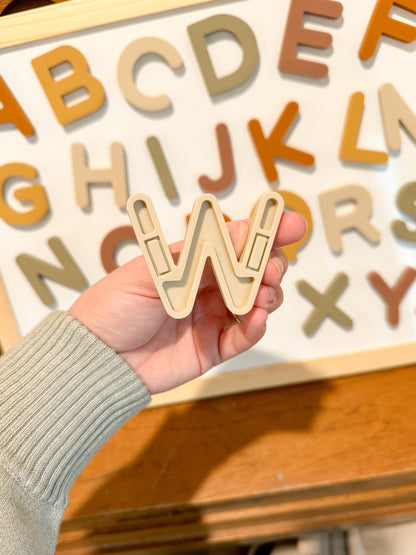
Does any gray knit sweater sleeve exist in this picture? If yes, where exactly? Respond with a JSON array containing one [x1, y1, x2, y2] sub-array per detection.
[[0, 311, 151, 554]]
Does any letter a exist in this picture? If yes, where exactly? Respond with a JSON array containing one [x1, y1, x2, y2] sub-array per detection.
[[127, 192, 284, 318]]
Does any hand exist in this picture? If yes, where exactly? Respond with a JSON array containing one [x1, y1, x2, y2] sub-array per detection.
[[68, 212, 306, 394]]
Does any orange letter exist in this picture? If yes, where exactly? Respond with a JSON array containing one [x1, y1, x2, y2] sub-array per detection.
[[359, 0, 416, 60], [0, 76, 35, 136], [32, 45, 105, 126], [0, 163, 49, 226], [339, 92, 388, 164], [279, 0, 343, 78], [0, 76, 35, 137], [249, 102, 315, 182]]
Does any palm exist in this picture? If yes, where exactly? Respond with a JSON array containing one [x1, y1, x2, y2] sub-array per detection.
[[69, 213, 306, 394]]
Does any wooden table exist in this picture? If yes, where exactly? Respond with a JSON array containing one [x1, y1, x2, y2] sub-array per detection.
[[57, 363, 416, 554]]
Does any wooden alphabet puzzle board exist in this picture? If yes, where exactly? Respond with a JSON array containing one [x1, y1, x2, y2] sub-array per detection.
[[0, 0, 415, 406]]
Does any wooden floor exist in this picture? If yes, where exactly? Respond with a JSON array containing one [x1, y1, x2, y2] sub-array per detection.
[[57, 363, 416, 553]]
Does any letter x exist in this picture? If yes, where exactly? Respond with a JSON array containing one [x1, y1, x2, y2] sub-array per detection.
[[297, 273, 353, 336]]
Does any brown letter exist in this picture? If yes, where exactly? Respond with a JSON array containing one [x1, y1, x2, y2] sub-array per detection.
[[367, 267, 416, 325], [279, 0, 343, 78], [199, 123, 235, 192]]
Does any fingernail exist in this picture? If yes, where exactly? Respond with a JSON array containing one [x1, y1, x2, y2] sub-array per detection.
[[268, 287, 277, 305]]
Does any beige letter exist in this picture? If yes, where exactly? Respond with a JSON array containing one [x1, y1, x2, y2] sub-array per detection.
[[127, 192, 284, 318], [118, 37, 183, 112], [379, 83, 416, 151], [71, 142, 128, 209], [319, 184, 380, 253]]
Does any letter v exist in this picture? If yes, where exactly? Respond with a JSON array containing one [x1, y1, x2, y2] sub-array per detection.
[[127, 192, 284, 318]]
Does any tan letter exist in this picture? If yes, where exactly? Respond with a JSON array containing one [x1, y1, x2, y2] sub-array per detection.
[[146, 136, 179, 200], [188, 14, 259, 97], [16, 236, 88, 306], [392, 181, 416, 243]]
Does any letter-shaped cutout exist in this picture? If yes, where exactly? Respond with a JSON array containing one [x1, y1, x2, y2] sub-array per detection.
[[118, 36, 183, 112], [188, 14, 259, 97], [127, 192, 284, 318]]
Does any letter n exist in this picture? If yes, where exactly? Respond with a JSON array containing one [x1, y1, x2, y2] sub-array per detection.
[[16, 237, 88, 306]]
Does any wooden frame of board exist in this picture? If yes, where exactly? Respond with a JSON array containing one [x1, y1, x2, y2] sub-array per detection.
[[0, 0, 415, 406]]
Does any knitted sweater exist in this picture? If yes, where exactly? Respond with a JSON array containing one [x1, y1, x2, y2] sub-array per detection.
[[0, 311, 151, 554]]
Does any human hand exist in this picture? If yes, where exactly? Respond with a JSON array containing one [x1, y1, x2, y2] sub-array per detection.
[[68, 212, 306, 394]]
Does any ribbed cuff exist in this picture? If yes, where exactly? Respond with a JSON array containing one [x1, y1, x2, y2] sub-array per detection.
[[0, 311, 150, 507]]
